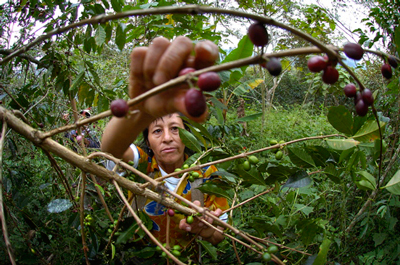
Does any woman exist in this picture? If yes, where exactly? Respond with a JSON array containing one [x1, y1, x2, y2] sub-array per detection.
[[101, 37, 228, 247]]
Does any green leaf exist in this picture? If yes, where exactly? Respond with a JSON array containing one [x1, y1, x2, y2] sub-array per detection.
[[236, 167, 267, 186], [70, 70, 85, 93], [221, 35, 253, 65], [115, 23, 126, 51], [283, 170, 311, 188], [111, 243, 115, 260], [111, 0, 122, 12], [395, 26, 400, 56], [381, 169, 400, 195], [300, 221, 318, 245], [326, 139, 360, 150], [356, 171, 376, 190], [313, 238, 331, 265], [210, 170, 238, 184], [236, 112, 263, 122], [327, 106, 353, 135], [323, 164, 342, 183], [197, 182, 231, 200], [294, 203, 314, 216], [352, 120, 386, 143], [288, 147, 316, 168], [116, 223, 138, 244], [85, 60, 101, 88], [198, 240, 218, 260], [94, 25, 106, 46], [47, 199, 73, 213], [373, 233, 387, 247], [180, 116, 216, 144], [178, 128, 202, 153]]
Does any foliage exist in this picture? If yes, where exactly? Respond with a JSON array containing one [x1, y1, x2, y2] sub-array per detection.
[[1, 0, 400, 265]]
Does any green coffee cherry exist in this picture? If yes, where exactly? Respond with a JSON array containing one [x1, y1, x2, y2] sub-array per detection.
[[173, 245, 182, 251], [275, 150, 283, 160], [188, 175, 195, 182], [182, 164, 189, 169], [267, 245, 278, 253], [270, 139, 278, 145], [171, 250, 181, 257], [243, 160, 251, 171], [262, 252, 272, 261], [248, 155, 259, 165], [192, 172, 200, 178], [186, 215, 194, 224]]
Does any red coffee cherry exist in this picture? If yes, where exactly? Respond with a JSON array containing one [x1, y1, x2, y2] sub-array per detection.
[[38, 123, 44, 128], [184, 88, 206, 117], [355, 99, 368, 116], [343, 83, 357, 98], [388, 55, 398, 69], [361, 88, 374, 106], [264, 57, 282, 76], [110, 99, 129, 117], [307, 56, 328, 73], [167, 209, 175, 217], [197, 72, 221, 92], [248, 22, 269, 47], [354, 91, 362, 105], [322, 66, 339, 84], [343, 43, 364, 60], [381, 64, 393, 79], [179, 67, 196, 76]]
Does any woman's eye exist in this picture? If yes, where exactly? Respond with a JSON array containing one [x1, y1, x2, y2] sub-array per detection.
[[153, 129, 162, 134], [171, 127, 179, 132]]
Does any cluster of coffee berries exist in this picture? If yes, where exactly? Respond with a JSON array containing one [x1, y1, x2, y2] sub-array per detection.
[[83, 214, 94, 227], [242, 155, 259, 171], [269, 139, 285, 160], [381, 55, 398, 79], [343, 83, 374, 116], [262, 245, 279, 262], [110, 98, 129, 117], [174, 164, 201, 182], [156, 243, 182, 258], [182, 69, 221, 117], [307, 55, 339, 85], [107, 219, 120, 235]]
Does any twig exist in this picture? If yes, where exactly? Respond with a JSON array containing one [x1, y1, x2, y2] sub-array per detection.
[[113, 180, 186, 265], [222, 186, 275, 214], [248, 234, 312, 256], [0, 119, 16, 265]]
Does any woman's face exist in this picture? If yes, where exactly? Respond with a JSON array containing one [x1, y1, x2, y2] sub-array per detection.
[[147, 113, 186, 174]]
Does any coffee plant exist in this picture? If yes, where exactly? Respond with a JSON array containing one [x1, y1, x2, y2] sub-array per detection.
[[1, 1, 400, 264]]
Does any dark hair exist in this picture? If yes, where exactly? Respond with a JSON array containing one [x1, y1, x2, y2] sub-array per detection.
[[140, 113, 194, 157]]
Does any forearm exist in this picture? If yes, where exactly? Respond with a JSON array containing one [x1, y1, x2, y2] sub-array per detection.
[[101, 110, 153, 161]]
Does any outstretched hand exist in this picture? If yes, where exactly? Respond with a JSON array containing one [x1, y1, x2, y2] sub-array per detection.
[[178, 200, 225, 245], [129, 36, 219, 122]]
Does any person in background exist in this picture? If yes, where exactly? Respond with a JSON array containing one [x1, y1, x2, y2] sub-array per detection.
[[63, 109, 100, 149], [101, 36, 229, 249]]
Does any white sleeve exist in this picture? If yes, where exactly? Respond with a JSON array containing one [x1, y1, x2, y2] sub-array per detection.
[[105, 144, 139, 176]]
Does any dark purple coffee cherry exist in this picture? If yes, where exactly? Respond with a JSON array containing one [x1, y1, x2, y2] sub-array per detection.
[[343, 43, 364, 60], [355, 99, 368, 116], [264, 57, 282, 76], [185, 88, 206, 117], [307, 56, 328, 73], [388, 55, 398, 69], [197, 72, 221, 92], [322, 66, 339, 84], [381, 64, 393, 79], [361, 88, 374, 106], [110, 99, 129, 118], [248, 22, 269, 47], [343, 83, 357, 98]]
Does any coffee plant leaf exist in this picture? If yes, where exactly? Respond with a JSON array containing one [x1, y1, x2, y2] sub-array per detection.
[[352, 120, 386, 143], [326, 139, 360, 150], [283, 170, 311, 188], [198, 240, 218, 261], [47, 199, 73, 213], [381, 169, 400, 195], [178, 128, 202, 153], [288, 147, 316, 168], [328, 106, 354, 135]]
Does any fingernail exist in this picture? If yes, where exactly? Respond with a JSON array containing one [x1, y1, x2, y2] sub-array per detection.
[[198, 222, 204, 227], [186, 226, 191, 232], [202, 43, 213, 54]]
